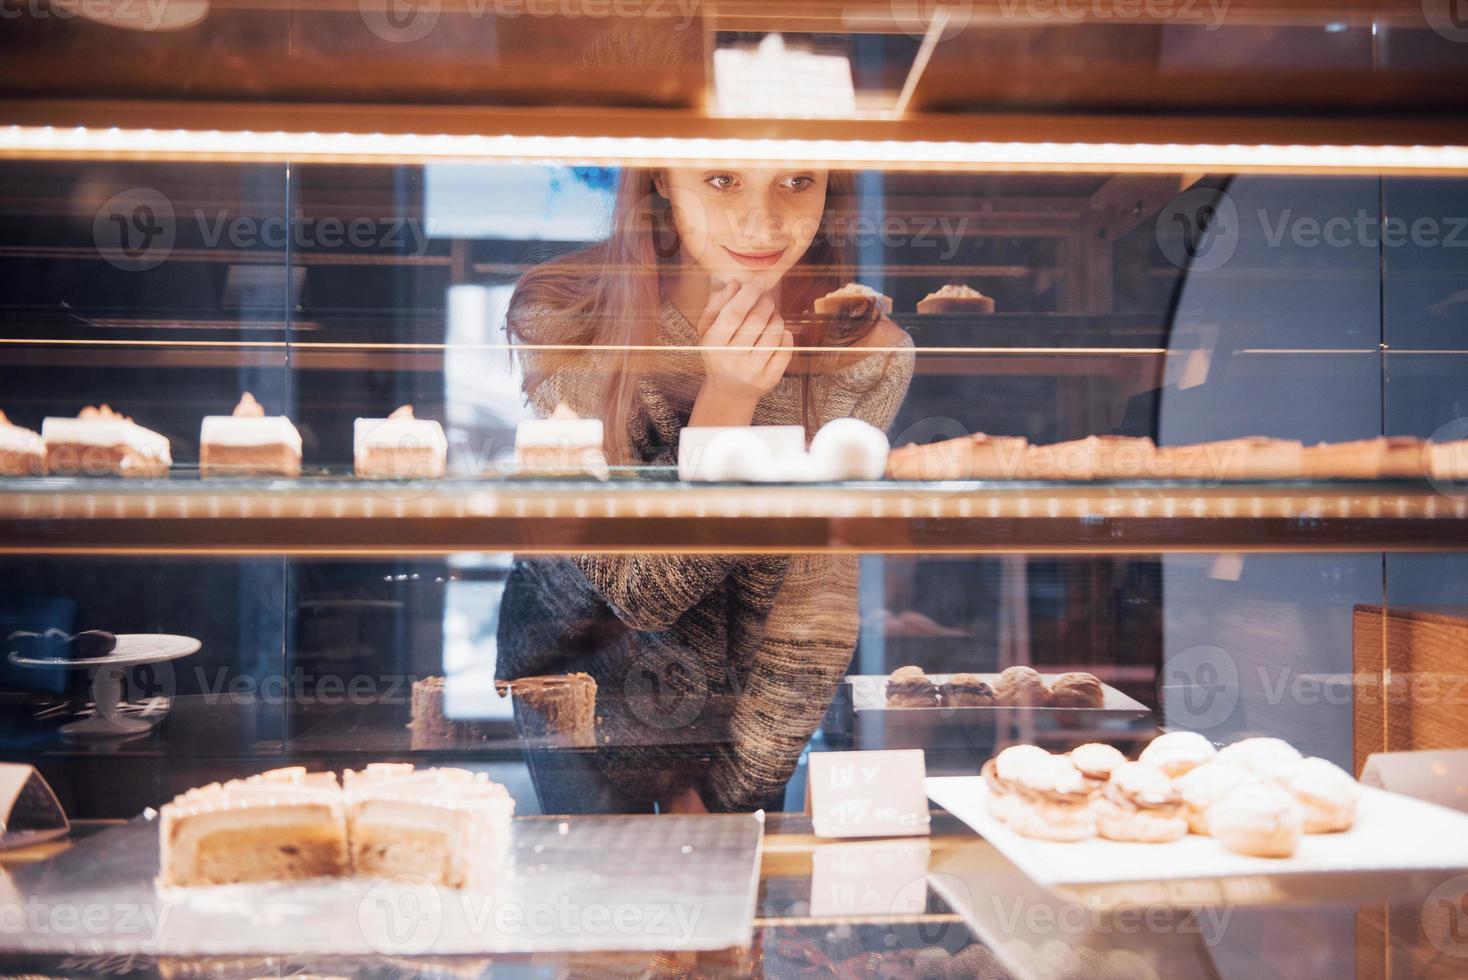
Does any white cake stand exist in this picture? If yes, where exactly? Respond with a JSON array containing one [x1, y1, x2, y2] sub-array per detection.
[[7, 634, 200, 739]]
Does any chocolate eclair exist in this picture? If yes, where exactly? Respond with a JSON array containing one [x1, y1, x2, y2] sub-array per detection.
[[885, 665, 940, 707], [940, 673, 997, 707]]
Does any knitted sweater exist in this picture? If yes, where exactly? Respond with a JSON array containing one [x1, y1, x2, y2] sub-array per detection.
[[497, 299, 914, 812]]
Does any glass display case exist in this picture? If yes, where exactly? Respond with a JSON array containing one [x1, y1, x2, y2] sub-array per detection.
[[3, 3, 1468, 977]]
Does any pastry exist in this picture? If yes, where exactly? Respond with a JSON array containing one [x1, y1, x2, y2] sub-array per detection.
[[885, 433, 1028, 481], [1090, 436, 1158, 480], [1069, 743, 1127, 783], [354, 405, 447, 480], [1048, 671, 1105, 709], [1174, 762, 1259, 835], [885, 665, 941, 708], [0, 410, 45, 476], [7, 628, 117, 661], [1138, 731, 1217, 778], [1005, 754, 1097, 842], [1093, 762, 1188, 843], [514, 402, 609, 480], [43, 404, 171, 478], [342, 763, 515, 890], [916, 283, 996, 315], [1429, 439, 1468, 480], [409, 676, 497, 747], [1206, 782, 1304, 858], [940, 673, 997, 707], [812, 282, 893, 316], [994, 666, 1051, 706], [158, 767, 349, 887], [981, 757, 1018, 823], [1302, 436, 1427, 479], [809, 418, 890, 481], [1215, 737, 1303, 781], [984, 744, 1053, 821], [199, 392, 302, 478], [1150, 437, 1304, 481], [1275, 757, 1358, 833], [494, 672, 598, 741]]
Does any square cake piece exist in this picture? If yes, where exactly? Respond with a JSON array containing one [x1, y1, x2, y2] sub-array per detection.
[[1151, 436, 1304, 481], [885, 433, 1027, 481], [1302, 436, 1427, 479], [158, 767, 348, 887], [514, 402, 609, 479], [0, 410, 45, 476], [813, 282, 893, 316], [1430, 439, 1468, 480], [1021, 435, 1155, 481], [916, 283, 996, 315], [200, 392, 302, 478], [354, 405, 447, 480], [43, 405, 171, 478], [343, 763, 514, 891]]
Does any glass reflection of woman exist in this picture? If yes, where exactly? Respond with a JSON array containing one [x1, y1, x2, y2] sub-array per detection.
[[496, 167, 913, 814]]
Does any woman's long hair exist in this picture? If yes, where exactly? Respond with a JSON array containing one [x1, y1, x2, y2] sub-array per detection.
[[509, 169, 879, 462]]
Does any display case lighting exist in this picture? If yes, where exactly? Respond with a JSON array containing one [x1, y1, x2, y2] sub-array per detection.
[[3, 125, 1468, 174]]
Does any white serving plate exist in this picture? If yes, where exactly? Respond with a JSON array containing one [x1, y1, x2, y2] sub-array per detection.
[[926, 775, 1468, 888]]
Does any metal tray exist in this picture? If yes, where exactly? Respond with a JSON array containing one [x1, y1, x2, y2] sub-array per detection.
[[2, 812, 764, 957]]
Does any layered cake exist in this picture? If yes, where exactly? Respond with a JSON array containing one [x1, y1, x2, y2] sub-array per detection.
[[342, 763, 515, 891], [354, 405, 447, 480], [199, 392, 302, 478], [885, 433, 1028, 481], [916, 283, 996, 315], [409, 675, 497, 747], [0, 410, 45, 476], [514, 402, 609, 479], [494, 672, 598, 742], [43, 405, 171, 478], [158, 767, 349, 887], [1430, 439, 1468, 481], [1302, 436, 1427, 479], [1151, 436, 1304, 481], [813, 282, 893, 316]]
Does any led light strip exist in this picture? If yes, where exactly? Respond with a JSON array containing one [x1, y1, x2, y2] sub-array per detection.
[[5, 126, 1468, 173]]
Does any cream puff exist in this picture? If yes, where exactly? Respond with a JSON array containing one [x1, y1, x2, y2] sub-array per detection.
[[1173, 762, 1259, 836], [1276, 757, 1358, 833], [940, 673, 997, 707], [1093, 762, 1188, 844], [983, 744, 1053, 823], [1069, 743, 1127, 784], [1139, 731, 1217, 778], [1049, 671, 1105, 709], [1206, 783, 1304, 858], [885, 665, 941, 708], [1216, 737, 1304, 782], [995, 666, 1052, 707], [1006, 755, 1097, 842]]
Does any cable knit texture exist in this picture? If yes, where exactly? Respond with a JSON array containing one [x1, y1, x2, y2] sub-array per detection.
[[497, 299, 914, 811]]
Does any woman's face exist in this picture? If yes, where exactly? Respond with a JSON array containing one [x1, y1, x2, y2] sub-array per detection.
[[656, 167, 829, 294]]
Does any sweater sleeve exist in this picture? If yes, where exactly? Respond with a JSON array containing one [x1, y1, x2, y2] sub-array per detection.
[[511, 301, 748, 633]]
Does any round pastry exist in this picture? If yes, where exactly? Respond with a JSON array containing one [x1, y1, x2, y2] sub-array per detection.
[[810, 418, 890, 482], [1174, 762, 1259, 835], [1049, 671, 1105, 709], [995, 666, 1051, 707], [1138, 730, 1217, 778], [1276, 757, 1358, 833], [1006, 755, 1097, 842], [941, 673, 998, 707], [981, 757, 1016, 823], [885, 666, 940, 708], [1092, 762, 1188, 843], [1070, 743, 1128, 783], [1215, 737, 1304, 782], [1206, 783, 1304, 858], [994, 744, 1054, 783]]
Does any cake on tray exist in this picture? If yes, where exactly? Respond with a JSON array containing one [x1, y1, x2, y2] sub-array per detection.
[[43, 404, 171, 478], [513, 402, 609, 479], [200, 392, 302, 478], [813, 282, 893, 316], [0, 409, 45, 476], [917, 283, 996, 314], [354, 405, 447, 480]]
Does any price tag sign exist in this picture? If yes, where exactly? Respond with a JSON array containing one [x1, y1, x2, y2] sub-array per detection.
[[808, 749, 931, 838]]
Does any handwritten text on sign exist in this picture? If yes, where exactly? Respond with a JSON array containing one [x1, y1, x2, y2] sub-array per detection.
[[809, 749, 931, 838]]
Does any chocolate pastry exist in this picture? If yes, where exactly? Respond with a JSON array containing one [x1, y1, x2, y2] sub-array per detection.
[[1049, 671, 1105, 708], [495, 673, 597, 740], [940, 673, 997, 707], [885, 665, 940, 708], [994, 665, 1051, 706], [7, 628, 117, 660]]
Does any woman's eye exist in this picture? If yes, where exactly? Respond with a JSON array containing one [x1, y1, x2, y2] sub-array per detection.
[[784, 175, 816, 192], [704, 174, 738, 191]]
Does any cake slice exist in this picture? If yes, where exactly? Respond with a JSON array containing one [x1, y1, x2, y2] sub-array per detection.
[[514, 402, 609, 479], [409, 675, 497, 747], [1430, 439, 1468, 481], [1302, 436, 1427, 479], [0, 410, 45, 476], [354, 405, 447, 480], [158, 767, 348, 887], [813, 282, 893, 316], [916, 283, 996, 314], [494, 672, 598, 743], [1021, 435, 1155, 481], [1151, 436, 1304, 481], [43, 405, 171, 478], [885, 433, 1027, 481], [343, 764, 514, 890], [200, 392, 302, 478]]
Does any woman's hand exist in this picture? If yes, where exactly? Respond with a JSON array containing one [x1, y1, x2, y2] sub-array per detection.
[[689, 280, 795, 428]]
